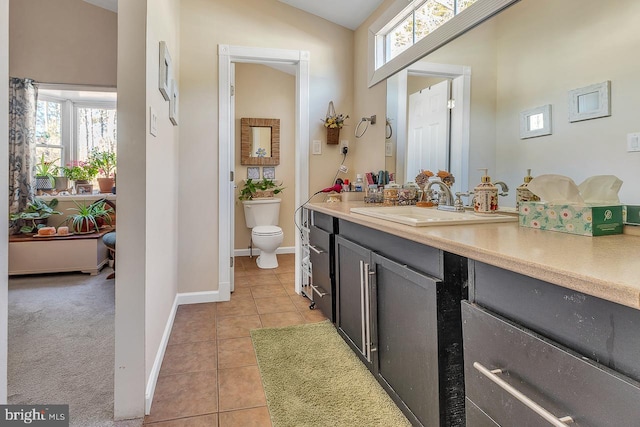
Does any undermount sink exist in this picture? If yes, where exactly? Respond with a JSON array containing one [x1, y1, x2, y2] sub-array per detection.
[[350, 206, 518, 227]]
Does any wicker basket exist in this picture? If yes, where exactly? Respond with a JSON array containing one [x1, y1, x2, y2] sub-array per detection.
[[326, 127, 340, 145]]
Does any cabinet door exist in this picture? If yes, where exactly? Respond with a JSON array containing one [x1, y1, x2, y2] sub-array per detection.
[[335, 235, 371, 364], [372, 253, 441, 427]]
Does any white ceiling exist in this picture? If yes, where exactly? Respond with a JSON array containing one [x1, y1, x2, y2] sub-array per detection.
[[277, 0, 384, 30], [83, 0, 382, 31]]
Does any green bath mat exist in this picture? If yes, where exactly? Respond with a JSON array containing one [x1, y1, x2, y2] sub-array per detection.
[[251, 321, 411, 427]]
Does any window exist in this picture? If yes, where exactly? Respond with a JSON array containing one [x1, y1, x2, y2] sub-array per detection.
[[380, 0, 478, 65], [35, 88, 117, 175]]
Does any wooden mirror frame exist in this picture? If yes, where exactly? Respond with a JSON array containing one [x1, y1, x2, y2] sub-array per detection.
[[241, 118, 280, 165]]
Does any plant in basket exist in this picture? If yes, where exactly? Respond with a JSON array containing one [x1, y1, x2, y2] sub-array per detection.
[[322, 101, 349, 145], [239, 178, 284, 200]]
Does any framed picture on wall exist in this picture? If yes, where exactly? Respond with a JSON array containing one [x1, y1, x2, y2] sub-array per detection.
[[159, 41, 172, 101], [263, 167, 275, 180], [247, 167, 260, 180]]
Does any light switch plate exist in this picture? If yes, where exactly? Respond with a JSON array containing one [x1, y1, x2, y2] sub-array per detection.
[[627, 133, 640, 152], [312, 140, 322, 155], [150, 107, 158, 137]]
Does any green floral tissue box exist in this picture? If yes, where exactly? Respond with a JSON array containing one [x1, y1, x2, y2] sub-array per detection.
[[519, 202, 624, 236]]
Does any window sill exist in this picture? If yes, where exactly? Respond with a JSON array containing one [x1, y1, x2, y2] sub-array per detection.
[[39, 193, 116, 202]]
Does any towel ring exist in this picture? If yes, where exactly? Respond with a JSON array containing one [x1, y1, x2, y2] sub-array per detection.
[[355, 115, 377, 138], [385, 118, 393, 139]]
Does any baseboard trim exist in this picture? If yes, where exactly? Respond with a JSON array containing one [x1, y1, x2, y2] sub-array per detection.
[[233, 246, 295, 257], [145, 290, 225, 414]]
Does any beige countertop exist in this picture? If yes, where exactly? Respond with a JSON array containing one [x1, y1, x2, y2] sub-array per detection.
[[307, 201, 640, 311]]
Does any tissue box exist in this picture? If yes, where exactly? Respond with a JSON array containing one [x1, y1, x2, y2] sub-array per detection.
[[625, 205, 640, 225], [519, 202, 624, 236]]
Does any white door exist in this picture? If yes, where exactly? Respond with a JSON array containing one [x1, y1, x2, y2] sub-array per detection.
[[406, 79, 451, 182]]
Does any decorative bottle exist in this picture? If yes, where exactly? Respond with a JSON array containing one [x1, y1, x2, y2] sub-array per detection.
[[516, 169, 540, 211], [474, 169, 498, 214]]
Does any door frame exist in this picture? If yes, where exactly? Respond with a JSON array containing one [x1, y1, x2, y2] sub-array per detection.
[[218, 45, 310, 298]]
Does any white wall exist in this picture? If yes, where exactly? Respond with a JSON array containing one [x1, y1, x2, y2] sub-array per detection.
[[178, 0, 354, 293], [1, 0, 9, 404], [116, 0, 181, 419], [9, 0, 117, 86], [145, 0, 180, 391], [114, 0, 147, 419]]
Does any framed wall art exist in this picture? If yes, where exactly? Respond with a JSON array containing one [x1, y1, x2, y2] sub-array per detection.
[[159, 41, 172, 101], [519, 104, 552, 139], [247, 167, 260, 180], [568, 81, 611, 123], [263, 166, 275, 180]]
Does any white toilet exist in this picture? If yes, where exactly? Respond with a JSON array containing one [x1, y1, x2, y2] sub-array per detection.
[[242, 198, 284, 269]]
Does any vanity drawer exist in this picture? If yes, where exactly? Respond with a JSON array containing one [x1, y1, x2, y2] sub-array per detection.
[[311, 211, 336, 233], [465, 398, 499, 427], [462, 301, 640, 427], [309, 225, 334, 321]]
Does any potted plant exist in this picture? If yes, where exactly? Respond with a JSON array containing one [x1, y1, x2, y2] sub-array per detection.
[[89, 148, 117, 193], [65, 198, 114, 234], [9, 198, 62, 234], [61, 161, 98, 194], [35, 154, 59, 190], [239, 178, 284, 200]]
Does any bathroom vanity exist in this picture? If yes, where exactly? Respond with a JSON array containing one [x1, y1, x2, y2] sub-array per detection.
[[306, 201, 640, 427]]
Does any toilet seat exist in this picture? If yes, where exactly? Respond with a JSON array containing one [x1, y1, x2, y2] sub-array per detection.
[[253, 225, 283, 236]]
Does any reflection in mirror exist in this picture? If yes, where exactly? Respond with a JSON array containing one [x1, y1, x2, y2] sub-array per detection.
[[250, 127, 272, 158], [386, 0, 640, 205], [241, 118, 280, 166]]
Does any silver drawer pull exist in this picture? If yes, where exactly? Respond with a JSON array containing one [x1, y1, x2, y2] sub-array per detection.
[[473, 362, 574, 426], [309, 245, 324, 255], [310, 284, 328, 297]]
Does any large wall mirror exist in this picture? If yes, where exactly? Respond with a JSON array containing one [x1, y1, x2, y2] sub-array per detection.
[[386, 0, 640, 205], [241, 117, 280, 166]]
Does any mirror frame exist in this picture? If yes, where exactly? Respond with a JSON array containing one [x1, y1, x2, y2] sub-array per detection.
[[368, 0, 519, 87], [240, 117, 280, 165]]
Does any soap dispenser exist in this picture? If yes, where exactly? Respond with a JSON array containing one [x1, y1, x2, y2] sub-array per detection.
[[516, 169, 540, 211], [474, 169, 498, 214]]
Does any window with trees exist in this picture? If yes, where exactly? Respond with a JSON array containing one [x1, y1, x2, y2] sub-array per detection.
[[35, 89, 117, 174], [381, 0, 478, 63]]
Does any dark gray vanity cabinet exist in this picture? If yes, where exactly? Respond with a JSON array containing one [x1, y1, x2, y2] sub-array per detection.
[[309, 211, 338, 321], [335, 219, 467, 427], [463, 261, 640, 426]]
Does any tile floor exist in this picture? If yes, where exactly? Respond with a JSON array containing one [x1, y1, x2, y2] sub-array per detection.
[[143, 254, 326, 426]]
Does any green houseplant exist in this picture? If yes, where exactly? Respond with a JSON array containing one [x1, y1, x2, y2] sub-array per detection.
[[35, 154, 59, 190], [10, 198, 62, 234], [89, 149, 117, 193], [61, 161, 99, 194], [238, 178, 284, 200], [65, 199, 114, 234]]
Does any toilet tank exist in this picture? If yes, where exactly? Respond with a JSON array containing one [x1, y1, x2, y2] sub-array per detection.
[[242, 198, 281, 228]]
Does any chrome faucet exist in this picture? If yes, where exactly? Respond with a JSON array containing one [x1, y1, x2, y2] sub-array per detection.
[[494, 181, 509, 197], [426, 180, 454, 208]]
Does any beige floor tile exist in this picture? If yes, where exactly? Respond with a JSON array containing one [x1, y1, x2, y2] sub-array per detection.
[[300, 308, 328, 323], [145, 414, 218, 426], [159, 341, 217, 377], [242, 275, 282, 286], [217, 337, 257, 369], [253, 296, 298, 315], [249, 284, 288, 299], [144, 371, 218, 424], [173, 304, 216, 325], [283, 285, 298, 296], [168, 320, 216, 345], [216, 315, 262, 340], [290, 294, 314, 312], [259, 311, 306, 328], [217, 298, 257, 318], [229, 287, 252, 298], [273, 264, 295, 273], [276, 272, 295, 283], [218, 366, 266, 412], [218, 407, 271, 427]]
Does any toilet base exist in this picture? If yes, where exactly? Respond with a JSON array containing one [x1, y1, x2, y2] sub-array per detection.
[[256, 252, 278, 269]]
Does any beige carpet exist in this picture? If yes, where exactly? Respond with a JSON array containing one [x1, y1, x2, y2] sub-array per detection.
[[251, 321, 411, 427]]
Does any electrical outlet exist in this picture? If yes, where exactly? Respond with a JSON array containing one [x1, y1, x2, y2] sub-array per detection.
[[627, 133, 640, 152], [149, 107, 158, 137], [340, 140, 349, 150], [312, 140, 322, 155]]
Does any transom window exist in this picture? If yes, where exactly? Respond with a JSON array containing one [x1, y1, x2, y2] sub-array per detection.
[[35, 88, 117, 171], [380, 0, 478, 64]]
